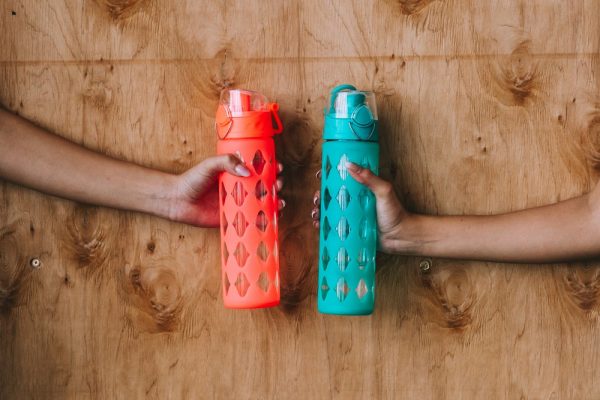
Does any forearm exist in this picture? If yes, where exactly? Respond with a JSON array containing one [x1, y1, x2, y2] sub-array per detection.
[[404, 193, 600, 263], [0, 108, 174, 217]]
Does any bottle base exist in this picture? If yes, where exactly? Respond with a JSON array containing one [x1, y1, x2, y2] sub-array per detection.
[[318, 307, 373, 316], [224, 299, 280, 309]]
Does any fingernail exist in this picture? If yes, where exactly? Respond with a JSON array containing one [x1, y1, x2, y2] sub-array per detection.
[[279, 199, 286, 208], [235, 164, 250, 177], [313, 196, 319, 205], [315, 170, 322, 179], [311, 209, 318, 219], [345, 161, 360, 172]]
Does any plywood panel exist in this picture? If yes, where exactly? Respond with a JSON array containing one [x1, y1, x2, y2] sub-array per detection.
[[1, 1, 600, 399]]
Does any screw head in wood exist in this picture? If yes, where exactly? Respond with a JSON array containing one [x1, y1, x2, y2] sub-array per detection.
[[30, 258, 41, 269], [419, 259, 431, 273]]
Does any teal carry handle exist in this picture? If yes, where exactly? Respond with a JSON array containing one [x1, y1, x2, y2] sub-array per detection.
[[328, 84, 357, 112]]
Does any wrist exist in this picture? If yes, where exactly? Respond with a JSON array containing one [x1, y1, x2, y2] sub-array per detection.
[[380, 214, 439, 256], [140, 171, 179, 220]]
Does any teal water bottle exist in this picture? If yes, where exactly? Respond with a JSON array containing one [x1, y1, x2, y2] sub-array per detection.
[[318, 84, 379, 315]]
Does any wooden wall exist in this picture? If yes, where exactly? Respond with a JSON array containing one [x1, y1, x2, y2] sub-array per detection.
[[1, 0, 600, 398]]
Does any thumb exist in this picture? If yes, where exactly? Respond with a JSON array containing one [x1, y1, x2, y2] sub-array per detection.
[[346, 161, 405, 232], [195, 154, 251, 180]]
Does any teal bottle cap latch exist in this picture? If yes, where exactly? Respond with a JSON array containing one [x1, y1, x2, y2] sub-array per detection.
[[323, 84, 379, 141]]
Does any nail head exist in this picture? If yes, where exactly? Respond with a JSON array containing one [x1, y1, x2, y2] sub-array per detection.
[[419, 259, 431, 273]]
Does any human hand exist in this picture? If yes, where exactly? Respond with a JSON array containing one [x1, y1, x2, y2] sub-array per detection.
[[311, 162, 419, 254], [166, 154, 285, 227]]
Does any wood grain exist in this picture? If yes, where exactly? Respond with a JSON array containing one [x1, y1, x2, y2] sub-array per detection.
[[1, 0, 600, 398]]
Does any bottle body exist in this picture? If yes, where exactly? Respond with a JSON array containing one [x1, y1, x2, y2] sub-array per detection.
[[318, 140, 379, 315], [217, 137, 280, 308]]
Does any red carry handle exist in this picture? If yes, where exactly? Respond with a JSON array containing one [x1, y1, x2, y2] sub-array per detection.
[[270, 103, 283, 134]]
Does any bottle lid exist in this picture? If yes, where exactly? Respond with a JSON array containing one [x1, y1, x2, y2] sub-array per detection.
[[323, 84, 378, 141], [216, 89, 283, 139]]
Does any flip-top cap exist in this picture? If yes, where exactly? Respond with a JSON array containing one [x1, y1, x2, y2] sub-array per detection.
[[216, 89, 283, 139], [323, 84, 378, 141]]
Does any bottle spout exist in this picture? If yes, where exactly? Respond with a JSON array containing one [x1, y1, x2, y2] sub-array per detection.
[[229, 89, 253, 113]]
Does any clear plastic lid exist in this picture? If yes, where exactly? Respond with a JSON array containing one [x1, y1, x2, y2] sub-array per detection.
[[328, 89, 378, 120], [220, 89, 270, 116]]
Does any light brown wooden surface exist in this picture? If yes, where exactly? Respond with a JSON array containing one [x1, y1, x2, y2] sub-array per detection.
[[1, 1, 600, 398]]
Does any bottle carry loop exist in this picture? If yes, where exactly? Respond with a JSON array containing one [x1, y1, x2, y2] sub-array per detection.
[[329, 84, 357, 112], [270, 103, 283, 134]]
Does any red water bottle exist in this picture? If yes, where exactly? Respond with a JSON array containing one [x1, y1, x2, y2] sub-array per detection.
[[216, 89, 283, 308]]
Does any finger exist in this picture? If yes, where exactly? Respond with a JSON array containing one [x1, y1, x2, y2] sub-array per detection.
[[312, 220, 320, 229], [276, 178, 283, 192], [346, 162, 390, 197], [278, 198, 286, 211], [311, 207, 320, 221], [313, 190, 320, 206], [346, 162, 404, 222], [277, 162, 284, 174], [197, 154, 250, 179]]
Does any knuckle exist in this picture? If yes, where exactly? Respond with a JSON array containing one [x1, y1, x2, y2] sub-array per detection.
[[379, 182, 394, 195]]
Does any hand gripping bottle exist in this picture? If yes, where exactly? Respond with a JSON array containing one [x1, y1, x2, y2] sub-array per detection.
[[216, 89, 283, 308], [318, 84, 379, 315]]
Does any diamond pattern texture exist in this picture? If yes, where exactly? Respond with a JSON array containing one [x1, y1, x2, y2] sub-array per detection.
[[257, 241, 269, 262], [337, 154, 349, 180], [323, 188, 332, 210], [219, 145, 280, 307], [336, 217, 350, 240], [235, 273, 250, 297], [252, 150, 266, 175], [232, 181, 247, 206], [256, 210, 268, 232], [318, 151, 378, 311], [232, 211, 248, 237], [356, 279, 368, 299], [336, 247, 349, 272], [337, 185, 351, 210], [336, 278, 349, 302], [321, 247, 330, 270], [321, 277, 330, 300]]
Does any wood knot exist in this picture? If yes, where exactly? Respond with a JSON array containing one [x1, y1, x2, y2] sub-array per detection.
[[82, 80, 113, 109], [127, 264, 182, 332], [95, 0, 146, 19], [146, 241, 156, 253], [563, 266, 600, 312], [421, 266, 475, 329], [210, 47, 237, 94], [67, 225, 107, 271], [396, 0, 436, 15], [492, 39, 538, 106], [64, 208, 114, 280]]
